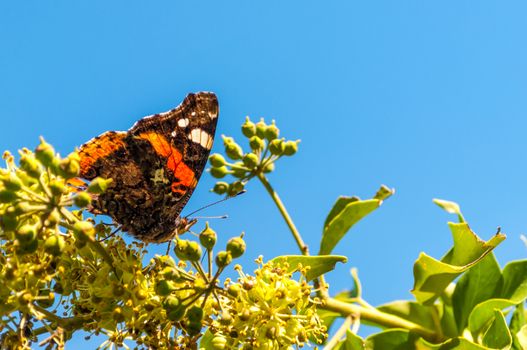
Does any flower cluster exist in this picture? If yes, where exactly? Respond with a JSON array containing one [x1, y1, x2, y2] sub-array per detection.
[[208, 117, 299, 195], [0, 138, 325, 349]]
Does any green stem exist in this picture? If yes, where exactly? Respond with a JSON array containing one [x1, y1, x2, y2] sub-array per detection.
[[324, 315, 353, 350], [322, 297, 443, 343], [256, 173, 308, 255]]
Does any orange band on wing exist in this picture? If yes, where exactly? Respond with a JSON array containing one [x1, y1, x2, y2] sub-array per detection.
[[138, 132, 195, 188], [78, 131, 127, 176]]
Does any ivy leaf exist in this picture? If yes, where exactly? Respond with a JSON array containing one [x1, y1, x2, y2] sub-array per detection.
[[412, 223, 505, 305], [452, 254, 502, 333], [500, 260, 527, 303], [467, 298, 516, 337], [416, 337, 488, 349], [199, 329, 214, 350], [482, 309, 512, 349], [335, 330, 365, 350], [376, 300, 439, 332], [433, 198, 465, 223], [364, 329, 418, 350], [516, 325, 527, 350], [510, 303, 526, 350], [320, 185, 393, 255], [270, 255, 347, 281]]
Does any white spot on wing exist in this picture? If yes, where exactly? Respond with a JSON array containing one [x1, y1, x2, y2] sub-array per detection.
[[178, 118, 189, 128], [171, 130, 177, 137], [188, 128, 212, 150]]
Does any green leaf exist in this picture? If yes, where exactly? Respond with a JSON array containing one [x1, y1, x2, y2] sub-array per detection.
[[376, 300, 439, 332], [510, 303, 526, 350], [500, 260, 527, 303], [364, 329, 419, 350], [373, 185, 395, 201], [412, 223, 505, 305], [320, 198, 382, 255], [452, 254, 502, 332], [482, 309, 512, 349], [270, 255, 347, 281], [433, 198, 465, 223], [199, 329, 214, 350], [440, 303, 459, 338], [416, 337, 488, 349], [516, 325, 527, 350], [336, 330, 365, 350], [467, 298, 515, 337]]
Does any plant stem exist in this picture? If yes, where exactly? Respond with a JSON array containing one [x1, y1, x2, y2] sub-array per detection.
[[256, 173, 308, 255], [324, 315, 353, 350]]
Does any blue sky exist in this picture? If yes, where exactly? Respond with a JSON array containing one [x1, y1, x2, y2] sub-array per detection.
[[1, 1, 527, 347]]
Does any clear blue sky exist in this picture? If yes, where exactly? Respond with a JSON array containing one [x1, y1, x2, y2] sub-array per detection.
[[1, 1, 526, 347]]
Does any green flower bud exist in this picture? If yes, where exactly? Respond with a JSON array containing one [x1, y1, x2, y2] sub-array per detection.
[[72, 221, 95, 242], [228, 181, 245, 196], [44, 209, 61, 227], [215, 251, 232, 268], [222, 136, 235, 146], [167, 304, 186, 321], [186, 321, 202, 336], [186, 305, 204, 322], [212, 182, 229, 195], [226, 236, 246, 259], [112, 307, 125, 323], [231, 164, 247, 179], [249, 136, 265, 151], [44, 234, 65, 256], [161, 267, 181, 281], [135, 289, 148, 300], [209, 153, 226, 167], [73, 192, 92, 208], [269, 139, 284, 156], [174, 239, 189, 260], [210, 166, 229, 179], [49, 180, 67, 196], [35, 138, 55, 167], [1, 173, 22, 191], [19, 154, 41, 178], [156, 279, 177, 296], [199, 222, 217, 250], [0, 189, 18, 203], [256, 119, 267, 139], [283, 140, 299, 156], [58, 156, 80, 179], [264, 122, 280, 141], [242, 117, 257, 138], [17, 237, 38, 254], [1, 212, 18, 231], [227, 284, 241, 297], [211, 335, 228, 350], [16, 224, 38, 244], [185, 240, 202, 261], [242, 153, 259, 169], [87, 177, 112, 194], [263, 162, 275, 173], [219, 310, 233, 325], [225, 142, 243, 160]]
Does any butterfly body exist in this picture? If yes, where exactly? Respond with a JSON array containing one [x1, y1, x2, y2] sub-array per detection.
[[77, 92, 218, 242]]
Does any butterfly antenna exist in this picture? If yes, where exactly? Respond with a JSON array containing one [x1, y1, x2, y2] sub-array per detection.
[[185, 190, 246, 218], [192, 215, 228, 220]]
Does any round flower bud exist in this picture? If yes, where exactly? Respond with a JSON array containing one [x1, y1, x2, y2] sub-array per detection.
[[210, 166, 229, 179], [226, 236, 246, 259], [72, 221, 95, 242], [227, 284, 241, 297], [212, 182, 228, 195], [227, 181, 245, 196], [256, 119, 267, 139], [19, 154, 41, 178], [263, 163, 275, 173], [283, 140, 299, 156], [58, 157, 80, 179], [1, 173, 22, 191], [225, 142, 243, 160], [35, 138, 55, 167], [167, 304, 186, 322], [49, 180, 67, 196], [199, 223, 217, 250], [174, 239, 189, 260], [135, 289, 148, 300], [186, 305, 204, 322], [112, 307, 125, 323], [162, 296, 180, 312], [231, 165, 247, 179], [17, 237, 38, 255], [269, 139, 284, 156], [1, 212, 18, 231], [16, 224, 38, 244], [219, 310, 233, 325], [211, 335, 228, 350], [241, 117, 256, 138], [156, 279, 177, 296], [222, 136, 235, 146], [185, 240, 202, 261], [73, 192, 92, 208], [87, 177, 112, 194], [209, 153, 226, 167], [186, 321, 202, 336], [215, 251, 232, 268], [44, 234, 65, 256], [44, 209, 61, 227], [242, 153, 259, 169], [0, 189, 18, 203], [264, 122, 280, 141], [249, 136, 265, 151]]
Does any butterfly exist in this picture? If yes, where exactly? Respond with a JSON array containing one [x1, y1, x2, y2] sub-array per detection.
[[74, 92, 218, 243]]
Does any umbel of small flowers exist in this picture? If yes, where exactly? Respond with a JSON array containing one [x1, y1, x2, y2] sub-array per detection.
[[209, 117, 300, 196], [0, 138, 325, 349]]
